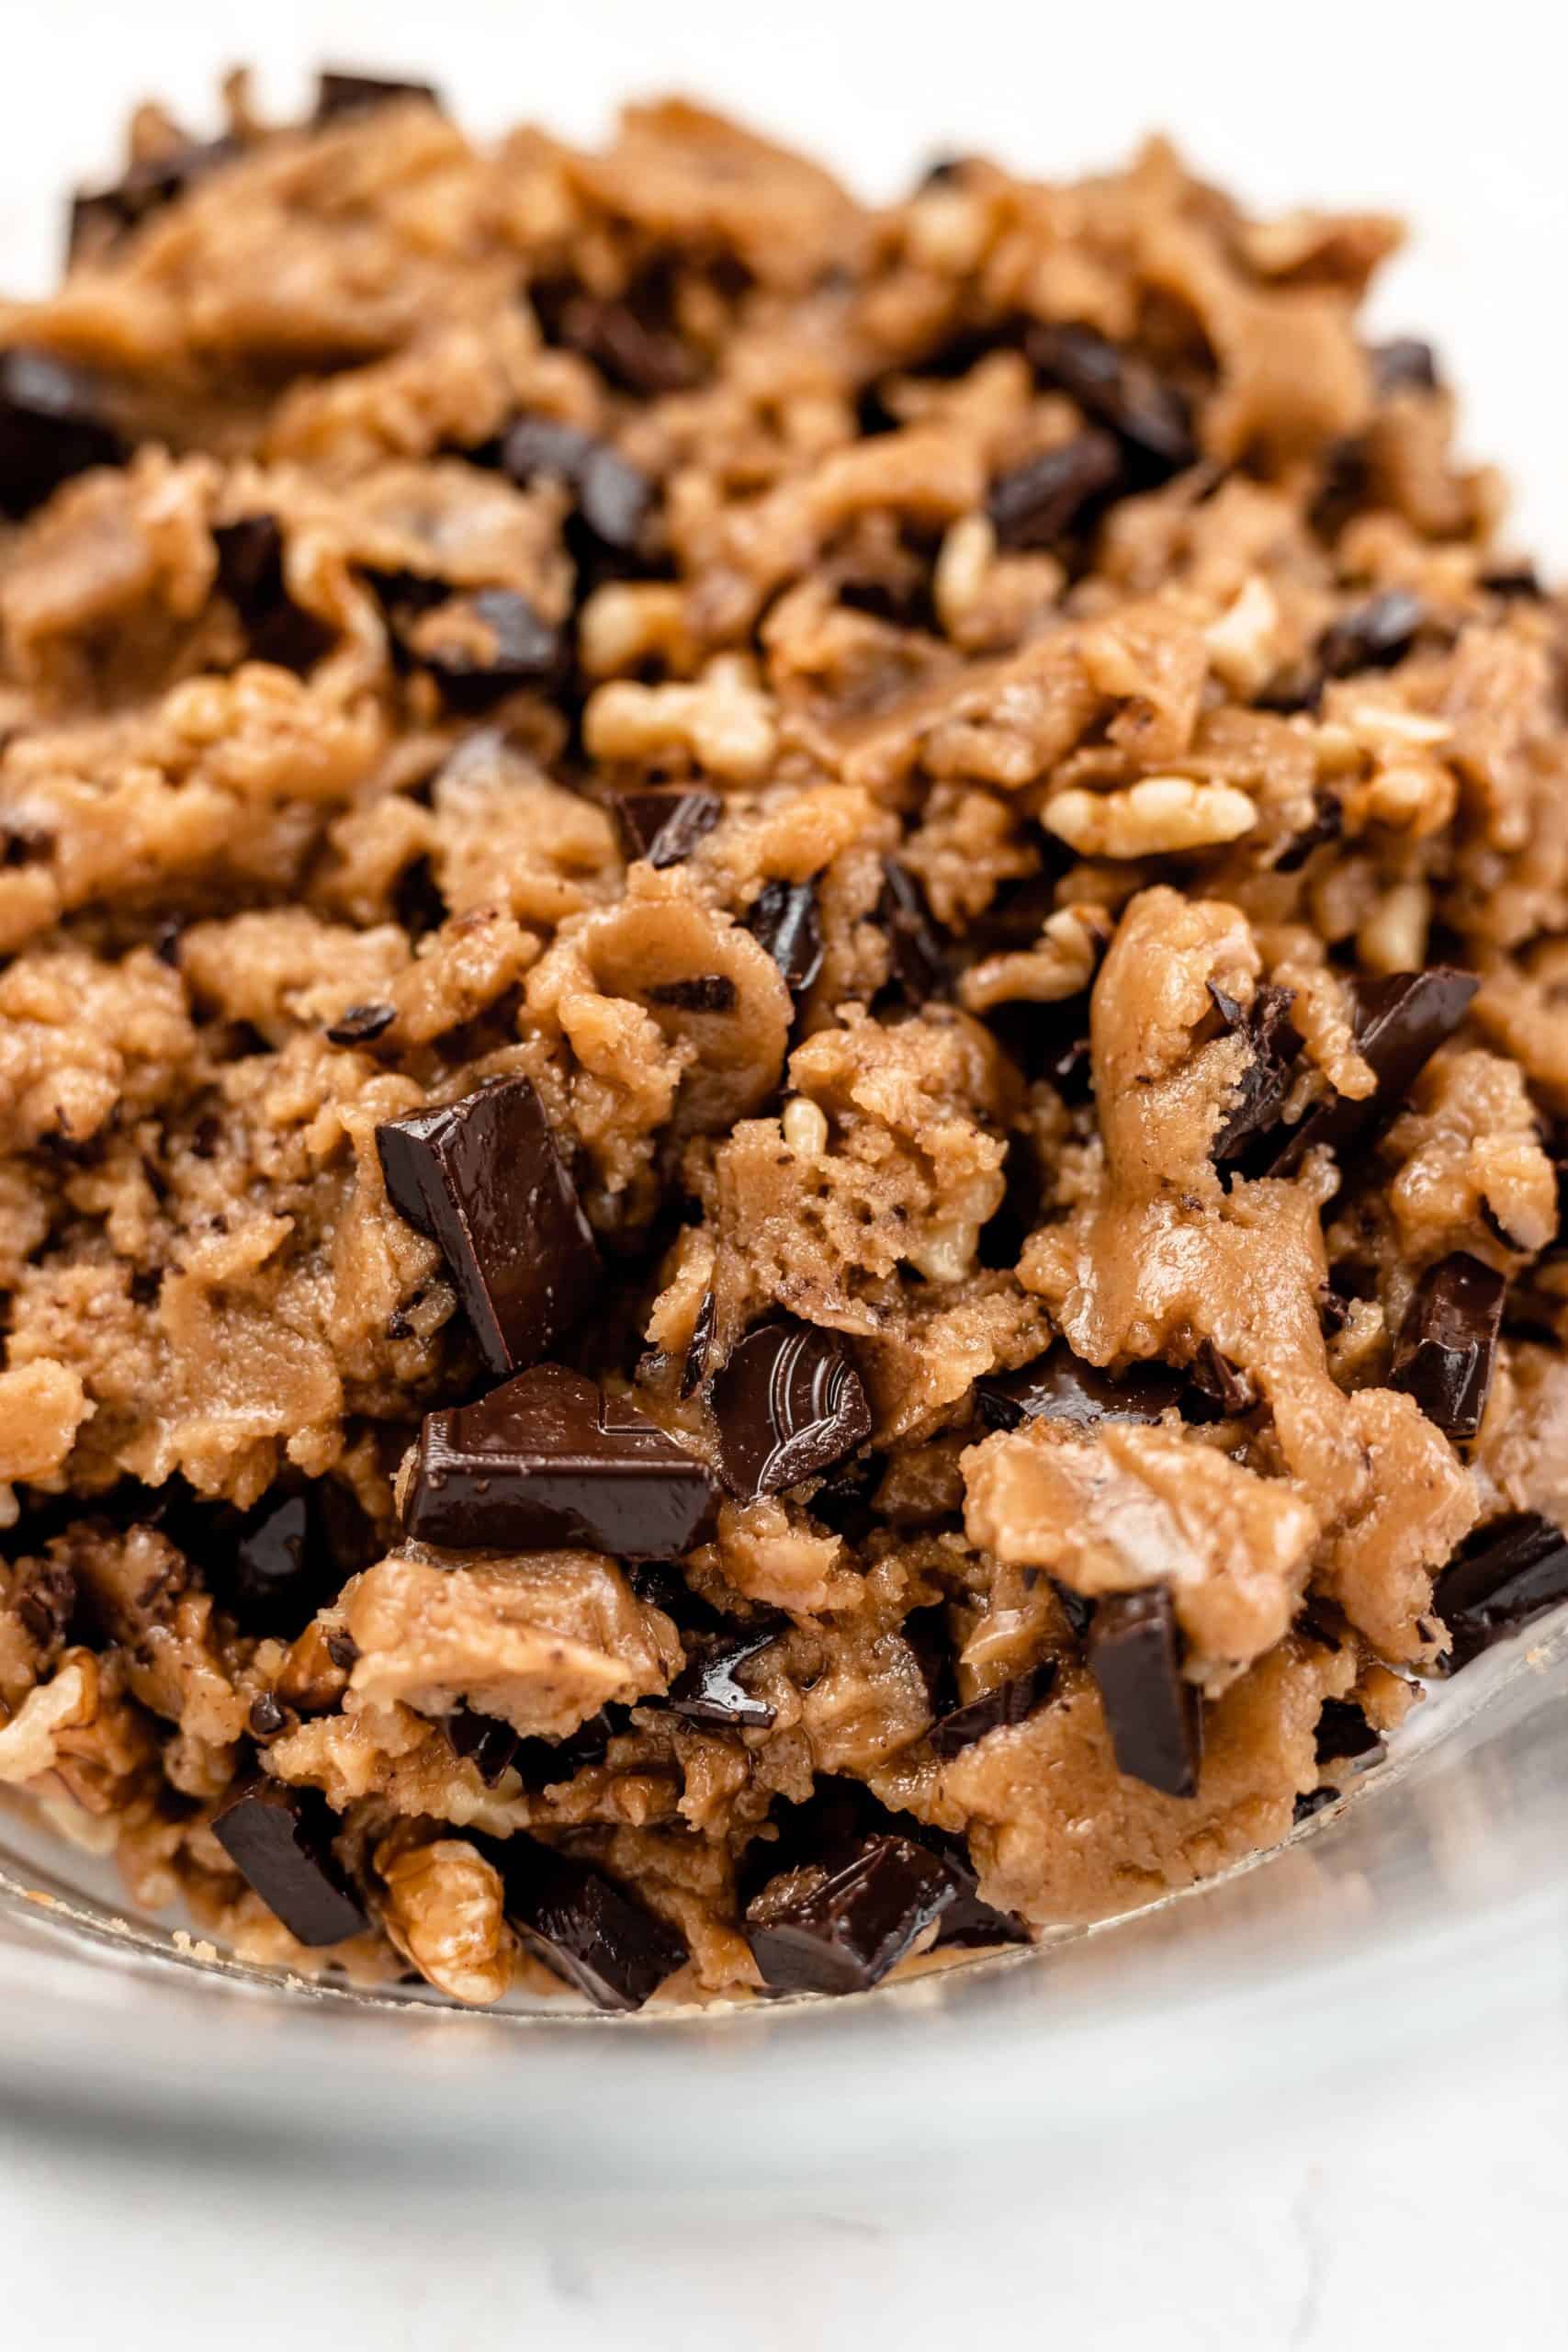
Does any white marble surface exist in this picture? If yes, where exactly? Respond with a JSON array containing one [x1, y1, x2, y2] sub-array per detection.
[[0, 3, 1565, 2338]]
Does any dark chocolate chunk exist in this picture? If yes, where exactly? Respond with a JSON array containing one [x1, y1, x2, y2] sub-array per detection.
[[1316, 588, 1426, 680], [1088, 1588, 1202, 1798], [191, 1484, 372, 1638], [212, 1779, 367, 1946], [975, 1340, 1184, 1434], [1051, 1577, 1097, 1642], [1293, 1785, 1340, 1825], [711, 1318, 872, 1500], [745, 1833, 956, 1996], [609, 789, 723, 869], [1272, 796, 1343, 873], [1187, 1338, 1259, 1418], [213, 514, 334, 673], [70, 135, 239, 262], [403, 1363, 718, 1560], [1314, 1699, 1382, 1765], [645, 974, 737, 1014], [1479, 562, 1542, 602], [1208, 982, 1303, 1168], [315, 70, 441, 121], [0, 348, 125, 518], [1256, 967, 1478, 1182], [376, 1074, 599, 1376], [1433, 1510, 1568, 1669], [391, 853, 446, 940], [1389, 1251, 1506, 1442], [746, 877, 824, 1009], [659, 1616, 788, 1730], [247, 1693, 288, 1742], [324, 1629, 360, 1673], [985, 429, 1122, 550], [1370, 337, 1440, 397], [928, 1659, 1058, 1759], [680, 1289, 716, 1399], [1025, 322, 1197, 477], [447, 1705, 523, 1788], [877, 857, 949, 1004], [325, 1001, 397, 1047], [489, 1836, 686, 2011], [501, 414, 653, 557], [414, 588, 565, 709], [531, 266, 698, 399], [808, 1456, 880, 1544], [976, 1132, 1043, 1272]]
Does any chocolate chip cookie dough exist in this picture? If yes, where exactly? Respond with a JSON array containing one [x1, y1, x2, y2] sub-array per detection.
[[3, 72, 1567, 2008]]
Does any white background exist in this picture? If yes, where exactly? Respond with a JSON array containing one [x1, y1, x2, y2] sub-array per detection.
[[0, 3, 1564, 2343]]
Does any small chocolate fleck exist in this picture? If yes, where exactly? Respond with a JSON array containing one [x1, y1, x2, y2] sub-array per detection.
[[1187, 1338, 1259, 1418], [501, 413, 653, 557], [1208, 982, 1303, 1170], [447, 1705, 523, 1788], [680, 1289, 716, 1400], [376, 1075, 599, 1377], [212, 1778, 367, 1946], [324, 1630, 360, 1672], [746, 877, 824, 1010], [1293, 1785, 1340, 1825], [14, 1560, 76, 1650], [877, 858, 949, 1005], [928, 1659, 1058, 1759], [659, 1615, 789, 1731], [413, 588, 565, 710], [1253, 967, 1478, 1182], [213, 515, 334, 673], [745, 1833, 956, 1996], [247, 1693, 288, 1741], [1272, 796, 1343, 873], [403, 1363, 718, 1560], [711, 1317, 872, 1500], [1025, 322, 1197, 479], [0, 348, 125, 518], [1433, 1510, 1568, 1669], [1317, 588, 1427, 680], [1088, 1589, 1202, 1798], [609, 789, 723, 870], [1479, 562, 1542, 603], [314, 70, 441, 121], [645, 973, 738, 1014], [986, 429, 1122, 550], [1389, 1251, 1506, 1442], [487, 1835, 686, 2011], [1314, 1699, 1382, 1765], [1370, 337, 1440, 397], [975, 1340, 1184, 1434], [325, 1001, 397, 1047]]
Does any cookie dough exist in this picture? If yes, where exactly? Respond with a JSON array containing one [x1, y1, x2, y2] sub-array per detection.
[[3, 72, 1567, 2007]]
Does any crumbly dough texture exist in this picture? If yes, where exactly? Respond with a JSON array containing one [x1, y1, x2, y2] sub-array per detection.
[[1, 77, 1564, 2003]]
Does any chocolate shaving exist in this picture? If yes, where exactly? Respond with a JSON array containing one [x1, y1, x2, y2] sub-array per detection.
[[314, 71, 442, 122], [212, 1778, 367, 1947], [213, 514, 334, 673], [659, 1616, 788, 1730], [975, 1340, 1184, 1434], [985, 429, 1122, 549], [500, 414, 653, 558], [1208, 981, 1303, 1169], [877, 857, 949, 1005], [1389, 1251, 1506, 1442], [1088, 1589, 1202, 1798], [1251, 967, 1478, 1182], [711, 1317, 872, 1499], [0, 348, 125, 518], [376, 1075, 599, 1376], [746, 877, 824, 1009], [325, 1001, 397, 1046], [928, 1659, 1058, 1759], [609, 789, 722, 869], [645, 974, 737, 1013], [1433, 1510, 1568, 1669], [680, 1289, 716, 1399], [1316, 588, 1427, 680], [488, 1836, 686, 2011], [1025, 322, 1197, 478], [403, 1362, 718, 1560], [745, 1833, 956, 1996]]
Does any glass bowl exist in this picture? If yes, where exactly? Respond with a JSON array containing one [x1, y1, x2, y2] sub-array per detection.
[[2, 1615, 1562, 2184]]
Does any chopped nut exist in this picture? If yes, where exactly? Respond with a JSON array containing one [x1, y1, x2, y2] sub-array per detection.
[[1042, 776, 1257, 857], [376, 1834, 514, 2007]]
